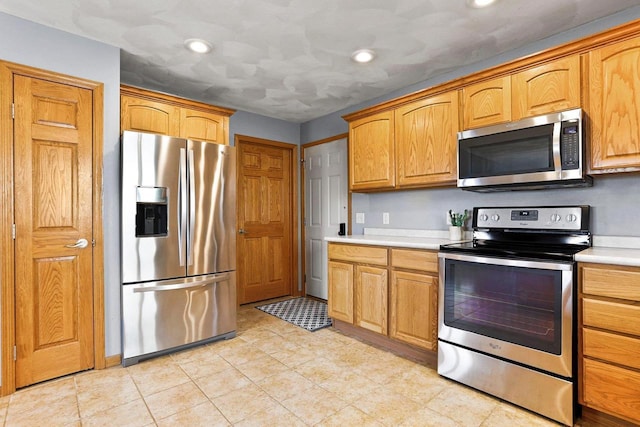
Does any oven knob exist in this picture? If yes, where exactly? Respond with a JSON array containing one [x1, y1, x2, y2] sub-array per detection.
[[479, 214, 489, 221], [566, 214, 578, 222], [491, 214, 500, 221], [551, 213, 562, 222]]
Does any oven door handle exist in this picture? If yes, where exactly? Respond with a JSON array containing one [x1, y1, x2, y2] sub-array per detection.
[[438, 251, 573, 271]]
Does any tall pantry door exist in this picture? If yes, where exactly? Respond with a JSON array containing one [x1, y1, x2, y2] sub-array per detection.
[[13, 75, 94, 387], [237, 138, 293, 304]]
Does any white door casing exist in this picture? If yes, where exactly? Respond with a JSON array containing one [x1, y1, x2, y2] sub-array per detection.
[[304, 138, 348, 299]]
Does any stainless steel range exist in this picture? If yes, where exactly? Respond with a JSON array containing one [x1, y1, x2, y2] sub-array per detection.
[[438, 206, 591, 426]]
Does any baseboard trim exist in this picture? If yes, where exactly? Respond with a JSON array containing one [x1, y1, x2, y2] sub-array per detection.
[[104, 354, 122, 368]]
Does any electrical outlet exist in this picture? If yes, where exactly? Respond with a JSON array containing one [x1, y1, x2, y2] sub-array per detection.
[[356, 212, 365, 224], [383, 212, 389, 224]]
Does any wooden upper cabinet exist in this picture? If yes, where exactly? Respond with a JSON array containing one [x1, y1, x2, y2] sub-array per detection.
[[121, 95, 180, 136], [348, 110, 395, 191], [395, 91, 459, 187], [462, 76, 511, 129], [512, 55, 581, 120], [120, 85, 234, 144], [587, 36, 640, 173]]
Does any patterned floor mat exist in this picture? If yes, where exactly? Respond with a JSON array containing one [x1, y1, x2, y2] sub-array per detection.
[[256, 297, 332, 332]]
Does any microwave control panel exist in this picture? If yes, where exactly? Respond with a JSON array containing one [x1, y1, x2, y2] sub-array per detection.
[[560, 120, 580, 170]]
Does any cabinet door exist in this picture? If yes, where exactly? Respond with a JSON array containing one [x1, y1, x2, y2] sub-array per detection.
[[395, 91, 459, 187], [512, 55, 580, 120], [328, 261, 354, 323], [348, 111, 395, 191], [355, 265, 388, 334], [180, 108, 228, 144], [462, 76, 511, 129], [588, 36, 640, 172], [121, 95, 180, 136], [389, 271, 437, 350]]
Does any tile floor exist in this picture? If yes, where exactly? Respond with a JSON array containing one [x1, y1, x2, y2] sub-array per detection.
[[0, 302, 565, 426]]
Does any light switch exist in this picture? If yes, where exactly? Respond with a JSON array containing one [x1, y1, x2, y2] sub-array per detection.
[[356, 212, 365, 224]]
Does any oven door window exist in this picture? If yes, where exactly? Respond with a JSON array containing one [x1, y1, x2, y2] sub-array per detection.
[[443, 259, 562, 354], [458, 124, 555, 179]]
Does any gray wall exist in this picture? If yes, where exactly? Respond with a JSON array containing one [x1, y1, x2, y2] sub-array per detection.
[[301, 6, 640, 237], [230, 110, 300, 146], [0, 12, 122, 359]]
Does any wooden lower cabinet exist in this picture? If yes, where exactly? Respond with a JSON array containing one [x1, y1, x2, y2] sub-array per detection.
[[579, 262, 640, 425], [328, 261, 354, 323], [355, 265, 388, 334], [327, 243, 438, 353]]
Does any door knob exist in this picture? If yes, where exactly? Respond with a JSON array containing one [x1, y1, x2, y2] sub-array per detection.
[[65, 238, 89, 249]]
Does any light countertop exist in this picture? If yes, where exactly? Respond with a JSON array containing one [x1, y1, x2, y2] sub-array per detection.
[[326, 228, 640, 268]]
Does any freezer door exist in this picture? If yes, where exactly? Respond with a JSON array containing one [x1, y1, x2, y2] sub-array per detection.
[[121, 272, 237, 364], [187, 141, 237, 276], [121, 131, 187, 283]]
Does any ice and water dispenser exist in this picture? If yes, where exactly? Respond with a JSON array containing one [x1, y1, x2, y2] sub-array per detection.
[[135, 187, 168, 237]]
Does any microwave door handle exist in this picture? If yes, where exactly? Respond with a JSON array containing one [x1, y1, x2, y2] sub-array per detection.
[[552, 121, 562, 175]]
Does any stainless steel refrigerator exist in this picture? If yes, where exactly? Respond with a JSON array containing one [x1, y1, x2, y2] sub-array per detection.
[[120, 130, 236, 366]]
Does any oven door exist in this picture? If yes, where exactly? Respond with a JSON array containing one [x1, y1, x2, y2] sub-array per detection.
[[438, 252, 574, 378]]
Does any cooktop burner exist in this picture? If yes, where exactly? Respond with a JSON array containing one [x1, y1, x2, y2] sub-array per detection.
[[440, 206, 591, 261]]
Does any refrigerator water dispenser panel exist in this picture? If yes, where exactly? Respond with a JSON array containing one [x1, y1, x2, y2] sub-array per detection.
[[135, 186, 168, 237]]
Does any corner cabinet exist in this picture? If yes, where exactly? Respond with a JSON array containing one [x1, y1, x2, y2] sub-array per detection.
[[579, 263, 640, 425], [395, 92, 459, 187], [587, 36, 640, 173], [328, 242, 438, 353], [348, 111, 395, 191], [120, 85, 235, 144], [462, 55, 581, 129]]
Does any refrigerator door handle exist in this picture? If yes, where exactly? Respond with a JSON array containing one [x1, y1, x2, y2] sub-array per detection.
[[132, 273, 232, 293], [188, 149, 196, 266], [178, 148, 187, 266]]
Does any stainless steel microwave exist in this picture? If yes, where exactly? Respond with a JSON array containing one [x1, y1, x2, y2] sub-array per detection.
[[457, 108, 592, 192]]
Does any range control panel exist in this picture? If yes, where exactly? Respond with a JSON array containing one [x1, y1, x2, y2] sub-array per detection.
[[475, 206, 586, 231]]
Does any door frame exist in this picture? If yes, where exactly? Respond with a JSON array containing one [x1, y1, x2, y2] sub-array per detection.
[[235, 134, 300, 299], [0, 61, 105, 395], [300, 133, 351, 297]]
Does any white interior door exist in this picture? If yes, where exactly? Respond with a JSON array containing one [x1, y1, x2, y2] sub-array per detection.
[[304, 138, 348, 299]]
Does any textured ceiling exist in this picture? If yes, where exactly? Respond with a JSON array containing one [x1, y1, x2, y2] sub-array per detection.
[[1, 1, 639, 122]]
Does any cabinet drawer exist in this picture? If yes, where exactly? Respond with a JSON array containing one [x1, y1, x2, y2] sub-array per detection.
[[583, 298, 640, 336], [391, 249, 438, 273], [582, 265, 640, 301], [582, 358, 640, 425], [328, 244, 387, 265], [583, 328, 640, 370]]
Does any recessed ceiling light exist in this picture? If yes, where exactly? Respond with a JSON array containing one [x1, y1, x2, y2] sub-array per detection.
[[466, 0, 498, 8], [184, 38, 212, 54], [351, 49, 376, 63]]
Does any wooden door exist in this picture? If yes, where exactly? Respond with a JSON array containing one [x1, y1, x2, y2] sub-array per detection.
[[512, 55, 580, 121], [355, 265, 388, 334], [588, 36, 640, 173], [348, 111, 395, 191], [389, 270, 438, 350], [179, 108, 228, 144], [327, 260, 354, 323], [237, 137, 295, 304], [462, 76, 511, 129], [120, 94, 180, 136], [13, 75, 94, 387], [395, 91, 459, 188]]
